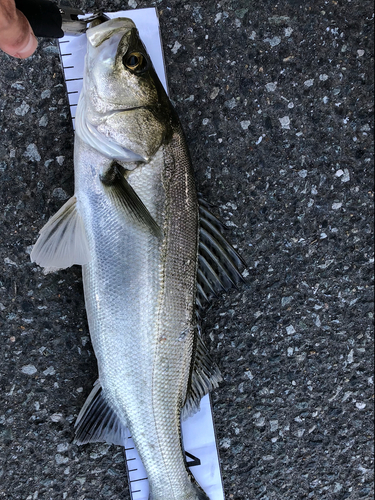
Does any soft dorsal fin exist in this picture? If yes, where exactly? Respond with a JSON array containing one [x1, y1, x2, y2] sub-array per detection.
[[30, 195, 90, 272], [181, 334, 222, 420], [196, 199, 247, 307], [100, 162, 162, 238], [74, 380, 127, 446]]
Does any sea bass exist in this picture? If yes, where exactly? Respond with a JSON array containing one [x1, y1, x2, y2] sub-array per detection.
[[31, 17, 245, 500]]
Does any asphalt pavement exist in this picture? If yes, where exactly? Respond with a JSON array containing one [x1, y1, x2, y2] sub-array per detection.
[[0, 1, 373, 499]]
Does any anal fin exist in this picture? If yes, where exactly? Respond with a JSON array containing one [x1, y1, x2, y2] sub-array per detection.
[[30, 195, 90, 272], [74, 380, 127, 446]]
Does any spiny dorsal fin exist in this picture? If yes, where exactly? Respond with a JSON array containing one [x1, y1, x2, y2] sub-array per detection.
[[100, 162, 162, 238], [196, 199, 247, 306], [181, 335, 222, 420], [74, 380, 127, 446], [30, 195, 90, 272]]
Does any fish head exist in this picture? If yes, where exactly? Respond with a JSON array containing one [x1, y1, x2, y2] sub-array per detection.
[[85, 18, 160, 114], [76, 18, 174, 163]]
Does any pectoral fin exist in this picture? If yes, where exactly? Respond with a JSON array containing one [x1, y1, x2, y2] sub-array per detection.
[[74, 380, 127, 446], [181, 335, 222, 420], [30, 195, 90, 272], [101, 163, 162, 238]]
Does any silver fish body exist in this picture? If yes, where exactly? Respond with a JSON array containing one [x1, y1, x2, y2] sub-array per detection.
[[75, 131, 200, 498], [31, 17, 245, 500], [74, 19, 206, 499]]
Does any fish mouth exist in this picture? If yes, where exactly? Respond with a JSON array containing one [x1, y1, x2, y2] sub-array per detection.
[[86, 17, 136, 48]]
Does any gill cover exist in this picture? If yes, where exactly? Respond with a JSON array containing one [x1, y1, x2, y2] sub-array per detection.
[[75, 18, 170, 163]]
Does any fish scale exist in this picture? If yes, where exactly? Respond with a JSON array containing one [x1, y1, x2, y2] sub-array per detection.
[[142, 129, 198, 498]]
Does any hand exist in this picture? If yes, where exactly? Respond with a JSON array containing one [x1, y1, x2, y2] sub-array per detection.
[[0, 0, 38, 58]]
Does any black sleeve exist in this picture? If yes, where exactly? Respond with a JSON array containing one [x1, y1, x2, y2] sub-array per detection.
[[15, 0, 64, 38]]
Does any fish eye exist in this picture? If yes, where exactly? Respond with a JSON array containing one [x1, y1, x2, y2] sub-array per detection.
[[123, 52, 146, 72]]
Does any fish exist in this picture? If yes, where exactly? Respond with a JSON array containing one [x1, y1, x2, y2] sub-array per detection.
[[30, 17, 246, 500]]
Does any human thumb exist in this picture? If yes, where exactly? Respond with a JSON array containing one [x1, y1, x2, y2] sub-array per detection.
[[0, 8, 38, 59]]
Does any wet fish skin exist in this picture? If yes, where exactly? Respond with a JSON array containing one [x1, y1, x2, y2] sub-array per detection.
[[31, 17, 218, 500]]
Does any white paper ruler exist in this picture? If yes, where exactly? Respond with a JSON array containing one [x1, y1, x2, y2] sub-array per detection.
[[58, 8, 224, 500]]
